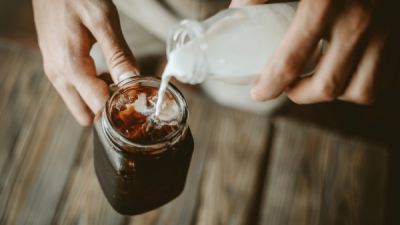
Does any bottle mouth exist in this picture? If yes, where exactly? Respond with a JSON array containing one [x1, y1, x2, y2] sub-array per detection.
[[166, 20, 209, 85], [102, 76, 189, 152], [166, 20, 204, 59]]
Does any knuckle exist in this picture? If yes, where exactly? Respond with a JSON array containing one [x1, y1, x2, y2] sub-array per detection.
[[49, 56, 69, 72], [251, 87, 281, 102], [310, 1, 334, 23], [89, 14, 107, 28], [315, 81, 340, 101], [333, 3, 372, 45], [272, 60, 299, 82], [50, 75, 68, 91], [44, 61, 71, 88], [109, 50, 133, 69], [344, 5, 372, 34], [45, 69, 68, 91], [85, 1, 116, 27], [44, 67, 63, 86]]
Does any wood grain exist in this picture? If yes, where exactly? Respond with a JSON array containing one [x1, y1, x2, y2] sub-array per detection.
[[0, 43, 85, 225], [52, 128, 127, 225], [0, 44, 47, 223], [259, 117, 388, 225], [195, 107, 270, 225]]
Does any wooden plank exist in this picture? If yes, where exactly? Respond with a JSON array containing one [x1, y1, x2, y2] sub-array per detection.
[[0, 45, 45, 176], [194, 106, 270, 225], [0, 43, 85, 225], [0, 44, 50, 221], [259, 117, 388, 225], [1, 90, 84, 225], [52, 128, 127, 225]]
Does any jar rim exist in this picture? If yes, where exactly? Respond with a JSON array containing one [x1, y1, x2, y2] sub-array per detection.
[[102, 76, 189, 152]]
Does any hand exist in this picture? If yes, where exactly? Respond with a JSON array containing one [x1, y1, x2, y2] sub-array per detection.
[[230, 0, 400, 105], [33, 0, 140, 125]]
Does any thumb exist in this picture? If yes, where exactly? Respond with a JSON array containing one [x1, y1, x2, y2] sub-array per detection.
[[230, 0, 269, 8], [84, 2, 140, 84]]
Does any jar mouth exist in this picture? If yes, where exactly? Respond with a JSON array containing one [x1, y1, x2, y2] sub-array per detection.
[[102, 76, 189, 152]]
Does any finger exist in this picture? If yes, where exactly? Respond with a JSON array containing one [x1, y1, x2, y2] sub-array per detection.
[[47, 73, 94, 126], [250, 0, 332, 101], [70, 55, 109, 115], [82, 1, 140, 83], [230, 0, 268, 8], [42, 34, 108, 124], [285, 4, 371, 104], [337, 33, 387, 105]]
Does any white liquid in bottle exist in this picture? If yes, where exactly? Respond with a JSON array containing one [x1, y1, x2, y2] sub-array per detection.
[[156, 3, 322, 116]]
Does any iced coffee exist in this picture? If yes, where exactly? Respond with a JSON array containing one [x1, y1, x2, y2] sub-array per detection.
[[93, 76, 194, 215]]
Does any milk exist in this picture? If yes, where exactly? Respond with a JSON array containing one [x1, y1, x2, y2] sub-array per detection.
[[121, 91, 179, 130], [156, 3, 322, 116]]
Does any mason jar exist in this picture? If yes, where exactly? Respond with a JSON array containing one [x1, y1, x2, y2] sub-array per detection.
[[93, 76, 194, 215]]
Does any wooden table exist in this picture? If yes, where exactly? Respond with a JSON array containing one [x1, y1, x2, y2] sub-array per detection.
[[0, 41, 398, 225]]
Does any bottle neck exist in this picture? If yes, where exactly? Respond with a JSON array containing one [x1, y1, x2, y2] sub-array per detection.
[[166, 20, 209, 85], [167, 20, 204, 57]]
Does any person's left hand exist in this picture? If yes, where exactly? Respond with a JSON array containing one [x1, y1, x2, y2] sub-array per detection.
[[33, 0, 139, 125]]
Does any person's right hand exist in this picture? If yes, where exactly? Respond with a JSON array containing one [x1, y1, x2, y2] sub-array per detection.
[[33, 0, 140, 125], [231, 0, 400, 105]]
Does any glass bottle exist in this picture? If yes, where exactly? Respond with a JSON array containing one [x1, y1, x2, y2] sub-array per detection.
[[165, 2, 327, 85], [93, 76, 194, 215]]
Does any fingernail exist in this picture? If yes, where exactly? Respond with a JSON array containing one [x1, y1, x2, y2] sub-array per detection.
[[118, 71, 139, 82]]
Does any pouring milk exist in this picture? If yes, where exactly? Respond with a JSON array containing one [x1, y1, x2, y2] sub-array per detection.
[[155, 3, 325, 115]]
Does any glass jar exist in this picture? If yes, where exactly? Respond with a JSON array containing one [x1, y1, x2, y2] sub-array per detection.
[[93, 76, 194, 215]]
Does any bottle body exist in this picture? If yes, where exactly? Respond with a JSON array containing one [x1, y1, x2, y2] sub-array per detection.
[[166, 3, 325, 85], [93, 76, 194, 215]]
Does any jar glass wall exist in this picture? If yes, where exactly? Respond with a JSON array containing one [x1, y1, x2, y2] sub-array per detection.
[[93, 76, 194, 215]]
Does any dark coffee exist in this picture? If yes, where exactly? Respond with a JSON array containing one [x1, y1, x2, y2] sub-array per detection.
[[93, 76, 194, 215], [93, 127, 194, 215]]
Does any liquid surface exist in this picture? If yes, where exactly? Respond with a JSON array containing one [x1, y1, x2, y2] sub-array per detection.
[[111, 86, 180, 143]]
